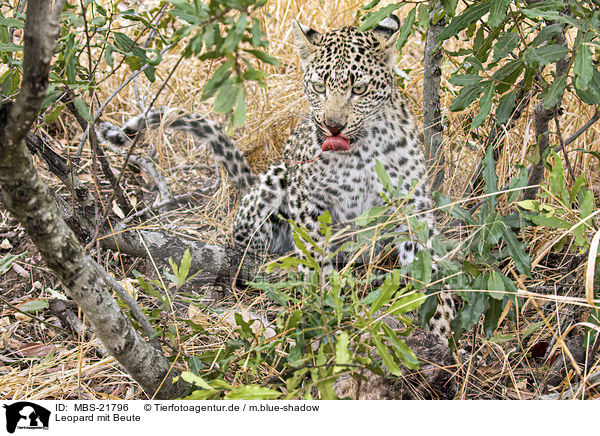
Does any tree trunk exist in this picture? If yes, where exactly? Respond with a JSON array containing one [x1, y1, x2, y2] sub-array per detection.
[[423, 2, 446, 192], [0, 0, 188, 399]]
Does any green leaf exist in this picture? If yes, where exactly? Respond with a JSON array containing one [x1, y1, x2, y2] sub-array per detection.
[[575, 56, 600, 103], [521, 7, 579, 28], [483, 297, 503, 337], [370, 270, 401, 313], [359, 3, 403, 31], [459, 290, 488, 330], [471, 82, 495, 130], [493, 33, 519, 62], [463, 260, 480, 279], [492, 59, 524, 82], [574, 43, 593, 90], [488, 0, 511, 27], [0, 43, 23, 52], [487, 270, 505, 300], [0, 17, 24, 29], [18, 299, 49, 313], [224, 385, 281, 400], [482, 212, 504, 249], [244, 49, 281, 66], [381, 323, 419, 370], [417, 3, 430, 30], [517, 200, 539, 211], [334, 332, 351, 373], [183, 390, 218, 400], [355, 205, 387, 227], [548, 151, 569, 204], [362, 0, 381, 9], [580, 188, 594, 223], [507, 165, 529, 202], [496, 90, 517, 125], [44, 104, 65, 124], [242, 68, 267, 82], [525, 213, 572, 229], [531, 23, 563, 47], [233, 86, 247, 126], [201, 60, 233, 100], [437, 1, 491, 41], [124, 55, 142, 72], [474, 25, 502, 63], [433, 191, 477, 225], [396, 7, 416, 51], [372, 332, 403, 376], [73, 98, 92, 123], [482, 145, 499, 208], [502, 227, 531, 276], [450, 82, 485, 112], [180, 372, 215, 390], [524, 44, 569, 67], [177, 248, 192, 285], [388, 292, 425, 315], [523, 321, 545, 339], [411, 250, 432, 290], [570, 175, 588, 205], [286, 368, 309, 391], [541, 75, 566, 109], [213, 81, 238, 113], [113, 32, 135, 53], [448, 74, 482, 87], [374, 159, 393, 193]]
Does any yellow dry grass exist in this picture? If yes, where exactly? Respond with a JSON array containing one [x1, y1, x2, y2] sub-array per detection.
[[1, 0, 599, 399]]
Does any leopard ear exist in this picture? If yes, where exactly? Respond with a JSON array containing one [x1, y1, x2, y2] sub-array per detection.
[[372, 15, 401, 66], [292, 20, 321, 68]]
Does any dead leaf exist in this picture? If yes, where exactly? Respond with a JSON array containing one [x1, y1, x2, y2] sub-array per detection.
[[0, 239, 12, 250], [531, 340, 549, 359], [12, 263, 30, 279], [78, 173, 93, 183], [112, 200, 125, 219], [14, 312, 33, 322], [506, 379, 534, 399], [118, 278, 137, 300], [188, 304, 209, 327], [18, 342, 55, 358]]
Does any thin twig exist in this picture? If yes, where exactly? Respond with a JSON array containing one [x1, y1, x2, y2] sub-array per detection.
[[86, 54, 186, 250], [564, 108, 600, 147], [553, 114, 576, 184], [76, 44, 174, 157], [91, 259, 161, 350]]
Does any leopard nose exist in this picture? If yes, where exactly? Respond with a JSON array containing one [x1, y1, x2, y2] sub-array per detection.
[[324, 120, 346, 136]]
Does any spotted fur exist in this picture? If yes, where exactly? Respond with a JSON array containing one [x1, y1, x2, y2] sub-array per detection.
[[97, 16, 455, 343]]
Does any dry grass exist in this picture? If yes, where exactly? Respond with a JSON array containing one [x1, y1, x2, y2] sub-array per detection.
[[1, 0, 599, 399]]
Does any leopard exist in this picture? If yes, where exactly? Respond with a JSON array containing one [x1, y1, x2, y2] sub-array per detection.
[[97, 15, 456, 344]]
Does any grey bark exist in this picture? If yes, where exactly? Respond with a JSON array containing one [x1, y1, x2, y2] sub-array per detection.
[[423, 2, 446, 192], [0, 0, 188, 399], [522, 25, 571, 200], [47, 184, 261, 285]]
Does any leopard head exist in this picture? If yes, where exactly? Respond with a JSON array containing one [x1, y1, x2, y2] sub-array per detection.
[[292, 16, 401, 151]]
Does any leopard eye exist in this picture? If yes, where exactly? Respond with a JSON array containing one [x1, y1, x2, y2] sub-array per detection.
[[352, 83, 368, 95], [312, 81, 326, 94]]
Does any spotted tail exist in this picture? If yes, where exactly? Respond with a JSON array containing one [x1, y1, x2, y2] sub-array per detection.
[[96, 109, 256, 192]]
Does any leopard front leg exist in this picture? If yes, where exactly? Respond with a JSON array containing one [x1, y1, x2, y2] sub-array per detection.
[[395, 217, 456, 346], [287, 187, 336, 278], [233, 164, 293, 255]]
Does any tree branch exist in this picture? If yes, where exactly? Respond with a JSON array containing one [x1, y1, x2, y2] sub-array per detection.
[[0, 0, 188, 399], [522, 21, 571, 201], [423, 1, 446, 192]]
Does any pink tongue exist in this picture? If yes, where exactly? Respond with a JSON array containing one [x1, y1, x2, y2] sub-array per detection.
[[322, 136, 350, 151]]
